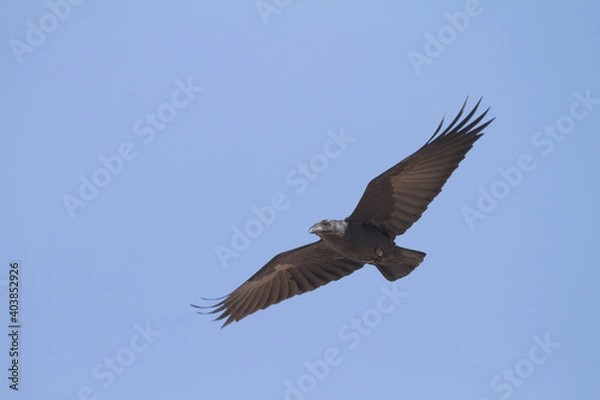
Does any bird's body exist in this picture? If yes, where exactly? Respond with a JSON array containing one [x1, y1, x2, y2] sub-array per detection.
[[193, 98, 494, 327], [317, 220, 396, 265], [309, 219, 424, 281], [345, 222, 388, 257]]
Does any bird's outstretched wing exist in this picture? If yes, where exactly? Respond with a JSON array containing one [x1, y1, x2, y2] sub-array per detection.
[[347, 98, 494, 238], [192, 240, 364, 327]]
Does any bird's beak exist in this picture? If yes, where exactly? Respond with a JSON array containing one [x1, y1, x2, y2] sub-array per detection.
[[308, 223, 323, 234]]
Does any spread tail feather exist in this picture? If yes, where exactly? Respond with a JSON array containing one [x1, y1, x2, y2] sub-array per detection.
[[375, 246, 426, 281]]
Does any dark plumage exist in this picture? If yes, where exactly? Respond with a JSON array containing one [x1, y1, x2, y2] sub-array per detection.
[[192, 98, 494, 327]]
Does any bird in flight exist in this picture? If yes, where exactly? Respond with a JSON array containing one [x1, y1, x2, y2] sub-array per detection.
[[193, 98, 493, 327]]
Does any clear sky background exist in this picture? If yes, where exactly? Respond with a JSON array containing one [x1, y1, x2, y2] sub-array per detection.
[[1, 1, 599, 399]]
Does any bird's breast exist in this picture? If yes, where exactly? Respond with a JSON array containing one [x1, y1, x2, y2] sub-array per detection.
[[322, 222, 396, 265]]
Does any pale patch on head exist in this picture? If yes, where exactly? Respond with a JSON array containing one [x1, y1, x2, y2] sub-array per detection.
[[309, 219, 347, 237]]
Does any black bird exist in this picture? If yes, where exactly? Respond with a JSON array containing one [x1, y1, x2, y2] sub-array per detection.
[[193, 99, 493, 327]]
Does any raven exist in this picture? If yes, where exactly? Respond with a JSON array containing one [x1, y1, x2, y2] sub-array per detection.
[[193, 98, 493, 327]]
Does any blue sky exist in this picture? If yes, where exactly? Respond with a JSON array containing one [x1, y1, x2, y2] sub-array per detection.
[[1, 1, 599, 399]]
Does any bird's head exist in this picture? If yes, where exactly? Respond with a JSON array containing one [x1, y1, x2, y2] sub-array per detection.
[[308, 219, 347, 237]]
